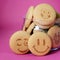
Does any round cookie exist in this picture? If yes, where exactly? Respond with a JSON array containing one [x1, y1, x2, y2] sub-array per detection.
[[26, 6, 34, 19], [28, 32, 52, 56], [33, 3, 56, 26], [47, 25, 60, 48], [23, 6, 34, 31], [9, 31, 30, 54]]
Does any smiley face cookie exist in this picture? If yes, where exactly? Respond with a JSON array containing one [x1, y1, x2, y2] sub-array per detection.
[[23, 6, 34, 31], [33, 3, 56, 26], [9, 31, 30, 54], [48, 25, 60, 48], [28, 32, 52, 56]]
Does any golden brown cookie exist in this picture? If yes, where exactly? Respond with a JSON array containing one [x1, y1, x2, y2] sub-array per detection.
[[9, 31, 30, 54], [28, 32, 52, 56], [48, 25, 60, 48], [23, 6, 34, 31], [26, 22, 35, 34], [33, 3, 56, 26]]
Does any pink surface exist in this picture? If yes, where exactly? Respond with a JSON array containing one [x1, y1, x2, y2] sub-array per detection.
[[0, 0, 60, 60]]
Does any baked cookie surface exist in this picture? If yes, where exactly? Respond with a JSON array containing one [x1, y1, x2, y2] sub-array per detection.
[[48, 25, 60, 48], [28, 32, 52, 56], [9, 31, 30, 54]]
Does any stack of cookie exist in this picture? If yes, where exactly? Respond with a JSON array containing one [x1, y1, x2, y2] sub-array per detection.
[[9, 3, 60, 56]]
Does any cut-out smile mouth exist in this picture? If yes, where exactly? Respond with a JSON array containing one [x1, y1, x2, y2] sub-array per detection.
[[17, 49, 28, 53], [33, 45, 49, 53]]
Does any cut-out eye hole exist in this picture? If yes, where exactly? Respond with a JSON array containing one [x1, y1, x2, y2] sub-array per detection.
[[48, 12, 49, 14], [16, 39, 21, 41], [48, 15, 50, 18], [43, 11, 45, 13], [24, 38, 28, 46], [37, 39, 40, 45], [16, 39, 21, 46], [41, 13, 43, 17], [43, 39, 45, 45], [24, 41, 28, 46], [24, 38, 28, 40], [17, 43, 21, 46]]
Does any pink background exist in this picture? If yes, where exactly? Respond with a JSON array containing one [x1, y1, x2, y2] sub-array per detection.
[[0, 0, 60, 60]]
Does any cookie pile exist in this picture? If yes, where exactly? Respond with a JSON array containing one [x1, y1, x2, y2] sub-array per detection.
[[9, 3, 60, 56]]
